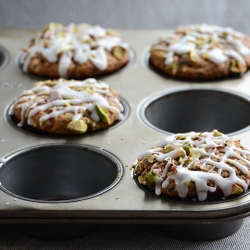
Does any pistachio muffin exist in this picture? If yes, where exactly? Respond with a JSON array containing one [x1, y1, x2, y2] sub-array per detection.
[[134, 130, 250, 201], [11, 78, 124, 135], [20, 22, 130, 79], [150, 24, 250, 80]]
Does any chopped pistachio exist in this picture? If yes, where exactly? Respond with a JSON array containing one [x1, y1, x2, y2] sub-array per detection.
[[65, 115, 72, 122], [226, 159, 235, 166], [147, 154, 155, 163], [165, 65, 172, 70], [190, 51, 199, 62], [67, 120, 88, 134], [159, 51, 165, 57], [175, 135, 186, 140], [164, 145, 172, 153], [183, 143, 192, 154], [145, 171, 160, 189], [231, 184, 243, 195], [106, 29, 119, 36], [213, 129, 223, 137], [178, 157, 183, 163], [172, 62, 179, 75], [39, 120, 45, 126], [184, 157, 192, 165], [112, 46, 127, 60], [189, 148, 202, 159], [95, 104, 110, 124], [85, 87, 95, 94]]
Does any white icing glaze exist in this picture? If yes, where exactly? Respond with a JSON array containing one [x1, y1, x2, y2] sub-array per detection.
[[23, 22, 129, 78], [137, 131, 250, 201], [168, 36, 196, 54], [158, 24, 250, 67], [14, 78, 123, 127], [204, 48, 228, 64]]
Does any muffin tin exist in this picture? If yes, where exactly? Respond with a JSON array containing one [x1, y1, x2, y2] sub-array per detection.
[[1, 28, 250, 240], [0, 44, 9, 72]]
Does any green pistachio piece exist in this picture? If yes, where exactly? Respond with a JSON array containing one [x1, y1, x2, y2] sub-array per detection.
[[95, 104, 110, 124], [189, 148, 202, 159], [39, 120, 45, 126], [183, 143, 192, 154], [190, 51, 199, 62], [213, 129, 223, 137], [184, 157, 192, 166], [159, 51, 165, 57], [106, 29, 120, 36], [230, 60, 247, 73], [231, 184, 243, 195], [85, 87, 95, 94], [145, 171, 161, 189], [67, 120, 88, 134], [172, 62, 179, 75], [147, 154, 155, 163], [178, 157, 183, 163], [112, 46, 127, 60], [175, 135, 186, 140], [164, 145, 172, 153]]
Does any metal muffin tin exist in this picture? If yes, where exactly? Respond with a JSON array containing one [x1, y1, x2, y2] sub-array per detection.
[[0, 44, 9, 72], [1, 28, 250, 240]]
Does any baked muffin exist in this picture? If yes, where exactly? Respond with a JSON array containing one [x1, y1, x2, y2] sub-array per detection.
[[11, 78, 124, 135], [150, 24, 250, 80], [20, 22, 130, 79], [134, 130, 250, 201]]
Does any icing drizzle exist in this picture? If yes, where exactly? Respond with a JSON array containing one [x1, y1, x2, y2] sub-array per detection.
[[23, 22, 129, 78], [136, 131, 250, 201], [13, 78, 124, 128], [155, 23, 250, 68]]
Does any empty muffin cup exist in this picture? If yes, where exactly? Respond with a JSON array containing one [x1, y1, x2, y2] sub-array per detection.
[[0, 45, 9, 71], [139, 87, 250, 136], [0, 144, 123, 202]]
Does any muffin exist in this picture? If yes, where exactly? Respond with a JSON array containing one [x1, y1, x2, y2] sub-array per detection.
[[11, 78, 124, 135], [149, 24, 250, 80], [134, 130, 250, 201], [20, 22, 130, 79]]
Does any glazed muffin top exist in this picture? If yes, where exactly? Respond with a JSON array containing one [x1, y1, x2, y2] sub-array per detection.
[[11, 78, 124, 135], [150, 23, 250, 79], [21, 22, 130, 79], [134, 130, 250, 201]]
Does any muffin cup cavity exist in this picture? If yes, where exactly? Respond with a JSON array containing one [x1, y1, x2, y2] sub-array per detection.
[[0, 144, 123, 202], [139, 87, 250, 136], [0, 45, 10, 71]]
